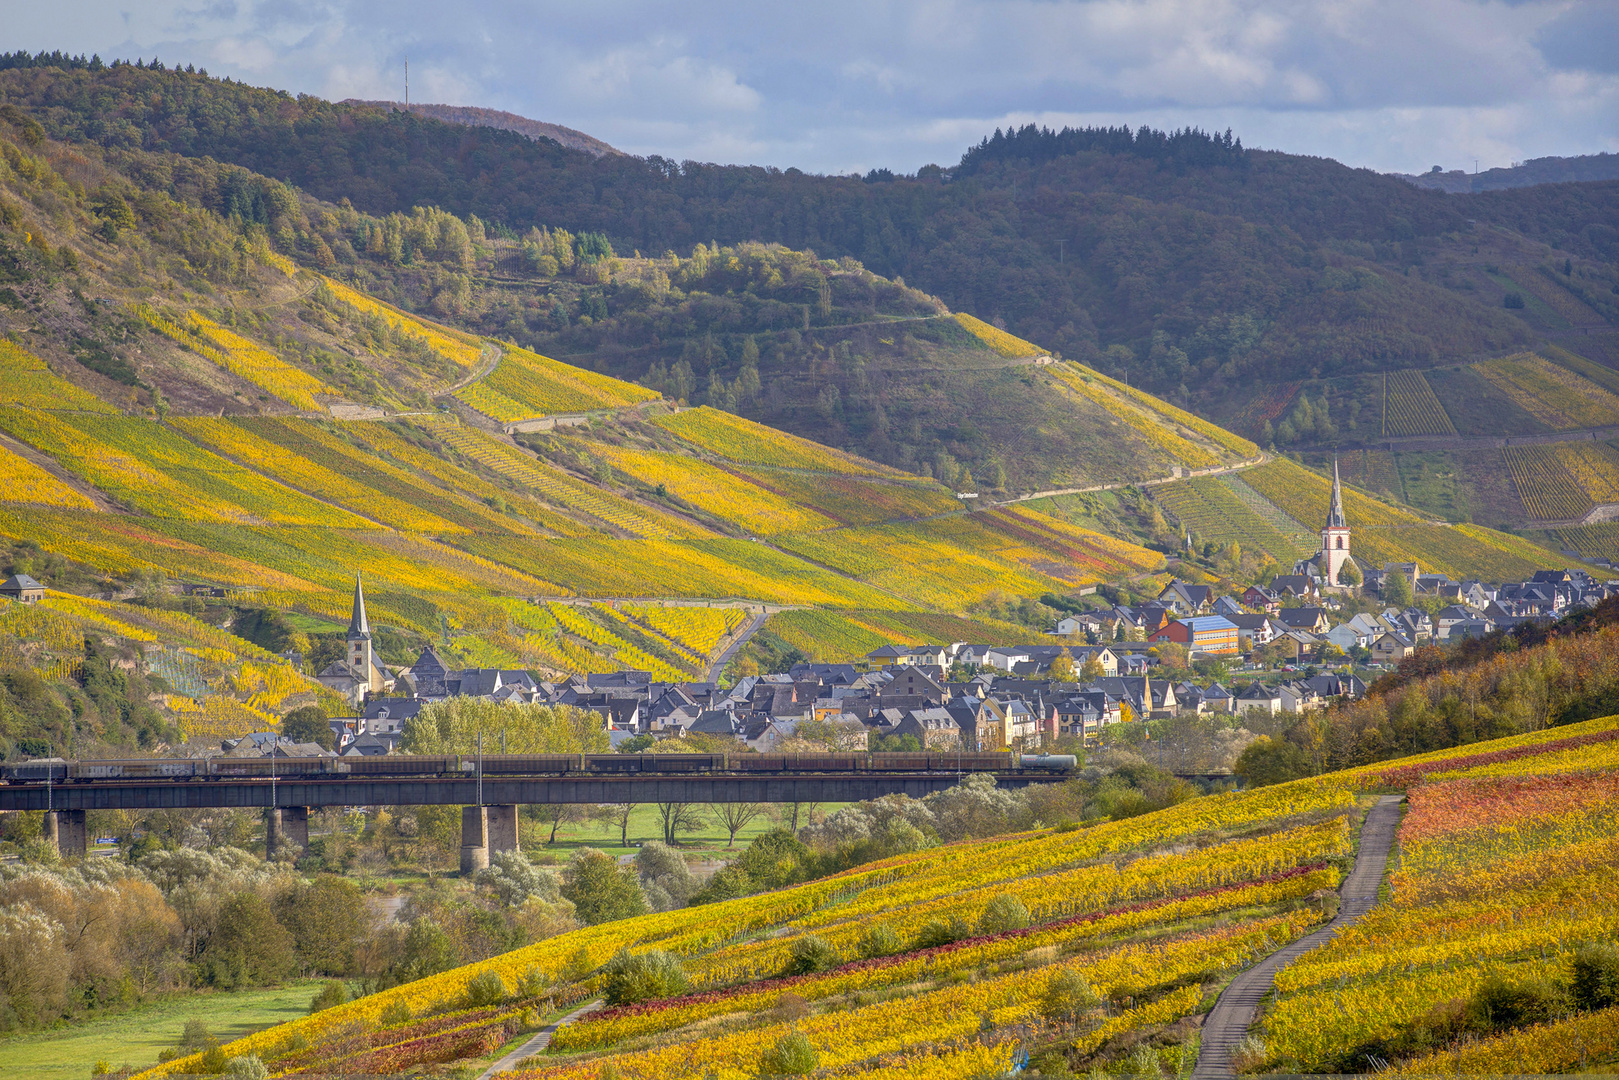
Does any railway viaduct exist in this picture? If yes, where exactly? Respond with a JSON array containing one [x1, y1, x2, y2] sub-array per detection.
[[7, 766, 1072, 870]]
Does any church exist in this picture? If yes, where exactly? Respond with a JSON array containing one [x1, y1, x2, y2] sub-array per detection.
[[1292, 459, 1361, 589], [315, 575, 395, 701]]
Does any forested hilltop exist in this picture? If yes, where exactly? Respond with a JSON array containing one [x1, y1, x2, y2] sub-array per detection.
[[1, 54, 1615, 424]]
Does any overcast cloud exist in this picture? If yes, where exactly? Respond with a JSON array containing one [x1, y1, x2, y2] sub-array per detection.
[[7, 0, 1617, 175]]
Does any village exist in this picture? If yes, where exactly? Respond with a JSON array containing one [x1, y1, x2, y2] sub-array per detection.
[[40, 461, 1593, 767]]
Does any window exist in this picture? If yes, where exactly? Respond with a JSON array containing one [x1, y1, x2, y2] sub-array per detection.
[[1336, 537, 1344, 549]]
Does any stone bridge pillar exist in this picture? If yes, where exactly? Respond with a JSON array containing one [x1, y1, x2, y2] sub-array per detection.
[[460, 806, 489, 875], [266, 806, 309, 859], [43, 809, 87, 859], [486, 805, 520, 856]]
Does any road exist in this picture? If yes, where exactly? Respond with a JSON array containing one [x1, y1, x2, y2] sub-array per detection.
[[477, 1000, 603, 1080], [1192, 794, 1403, 1079], [707, 611, 769, 682]]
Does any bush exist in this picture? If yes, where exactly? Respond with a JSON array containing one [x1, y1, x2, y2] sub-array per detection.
[[1571, 942, 1619, 1011], [977, 894, 1031, 934], [601, 949, 690, 1006], [758, 1031, 818, 1076], [1041, 969, 1101, 1026], [766, 992, 811, 1023], [856, 924, 901, 959], [913, 917, 973, 950], [224, 1055, 269, 1080], [1467, 974, 1564, 1031], [460, 970, 509, 1008], [783, 935, 840, 976], [308, 981, 347, 1013]]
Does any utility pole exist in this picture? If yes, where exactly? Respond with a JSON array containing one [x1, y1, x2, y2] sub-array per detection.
[[1056, 239, 1066, 265]]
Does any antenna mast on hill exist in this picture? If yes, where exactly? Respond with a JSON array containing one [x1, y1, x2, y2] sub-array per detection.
[[405, 58, 409, 106]]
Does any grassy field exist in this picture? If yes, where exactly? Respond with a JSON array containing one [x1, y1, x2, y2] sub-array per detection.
[[0, 981, 324, 1079], [523, 801, 848, 860]]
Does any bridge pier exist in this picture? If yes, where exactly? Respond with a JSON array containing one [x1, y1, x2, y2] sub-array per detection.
[[266, 806, 309, 859], [460, 806, 489, 875], [487, 805, 519, 856], [43, 809, 86, 860]]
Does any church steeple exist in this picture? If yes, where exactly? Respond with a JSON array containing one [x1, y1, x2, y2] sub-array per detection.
[[348, 574, 371, 640], [1326, 457, 1347, 530]]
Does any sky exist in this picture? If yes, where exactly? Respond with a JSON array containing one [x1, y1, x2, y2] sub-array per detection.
[[8, 0, 1618, 176]]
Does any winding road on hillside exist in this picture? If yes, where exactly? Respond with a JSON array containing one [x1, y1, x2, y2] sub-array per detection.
[[1192, 794, 1404, 1079]]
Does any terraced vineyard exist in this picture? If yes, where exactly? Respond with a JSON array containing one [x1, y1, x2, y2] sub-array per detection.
[[1152, 476, 1309, 565], [421, 420, 701, 539], [1472, 353, 1619, 430], [1242, 457, 1586, 580], [1382, 371, 1457, 437], [1502, 445, 1596, 522], [1547, 524, 1619, 564], [136, 717, 1619, 1080]]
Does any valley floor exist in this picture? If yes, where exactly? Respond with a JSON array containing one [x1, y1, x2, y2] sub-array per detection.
[[0, 980, 323, 1079]]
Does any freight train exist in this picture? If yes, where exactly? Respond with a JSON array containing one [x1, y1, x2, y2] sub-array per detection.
[[1, 752, 1078, 784]]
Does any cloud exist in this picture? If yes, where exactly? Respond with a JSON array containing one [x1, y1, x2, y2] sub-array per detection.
[[6, 0, 1616, 175]]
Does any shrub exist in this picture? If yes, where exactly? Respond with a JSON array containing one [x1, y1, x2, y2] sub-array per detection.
[[758, 1031, 818, 1076], [913, 917, 973, 950], [378, 999, 412, 1027], [224, 1055, 269, 1080], [856, 924, 901, 959], [308, 981, 347, 1013], [1041, 969, 1101, 1026], [783, 935, 840, 976], [977, 894, 1031, 934], [601, 949, 690, 1006], [1571, 942, 1619, 1011], [1467, 974, 1564, 1031], [460, 970, 509, 1008]]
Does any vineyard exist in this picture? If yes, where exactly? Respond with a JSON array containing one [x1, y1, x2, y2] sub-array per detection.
[[1241, 457, 1586, 580], [319, 275, 486, 370], [0, 339, 116, 414], [1548, 524, 1619, 564], [1502, 445, 1595, 522], [760, 608, 1048, 663], [1256, 729, 1619, 1074], [591, 445, 836, 536], [136, 306, 337, 412], [134, 715, 1619, 1080], [1471, 353, 1619, 431], [1336, 449, 1404, 500], [456, 345, 658, 424], [952, 312, 1048, 359], [1152, 476, 1309, 565], [653, 407, 903, 476], [1381, 370, 1457, 437]]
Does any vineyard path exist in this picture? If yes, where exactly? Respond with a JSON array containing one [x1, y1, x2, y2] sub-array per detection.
[[987, 452, 1272, 509], [1191, 794, 1404, 1079], [477, 1000, 603, 1080], [707, 610, 770, 682]]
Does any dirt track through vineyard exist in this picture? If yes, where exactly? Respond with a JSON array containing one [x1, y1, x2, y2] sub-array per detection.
[[1191, 794, 1403, 1079]]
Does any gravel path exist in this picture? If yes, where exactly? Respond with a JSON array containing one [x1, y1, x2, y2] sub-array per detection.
[[477, 1000, 603, 1080], [1191, 793, 1404, 1079]]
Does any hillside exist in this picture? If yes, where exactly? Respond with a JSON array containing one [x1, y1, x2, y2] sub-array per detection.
[[1, 59, 1615, 417], [0, 59, 1612, 417], [339, 100, 622, 157], [1395, 152, 1619, 193], [0, 106, 1182, 749], [127, 716, 1619, 1078]]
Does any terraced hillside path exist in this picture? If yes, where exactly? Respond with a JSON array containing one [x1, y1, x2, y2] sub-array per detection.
[[1192, 794, 1403, 1079], [478, 1000, 602, 1080]]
